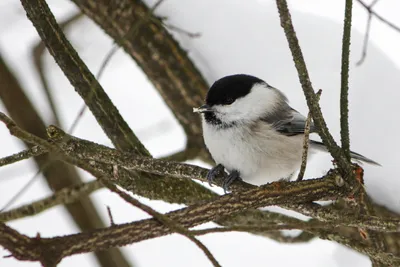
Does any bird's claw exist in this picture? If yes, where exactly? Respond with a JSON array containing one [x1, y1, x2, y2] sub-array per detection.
[[207, 164, 225, 186], [222, 170, 241, 193]]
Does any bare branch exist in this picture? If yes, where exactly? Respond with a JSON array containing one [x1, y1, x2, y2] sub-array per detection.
[[340, 0, 353, 160], [297, 89, 322, 181], [0, 146, 45, 167], [275, 0, 353, 176], [0, 111, 350, 265]]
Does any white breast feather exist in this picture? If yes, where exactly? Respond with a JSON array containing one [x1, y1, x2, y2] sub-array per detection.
[[202, 119, 307, 186]]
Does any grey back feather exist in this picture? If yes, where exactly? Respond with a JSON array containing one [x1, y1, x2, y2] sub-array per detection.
[[261, 89, 315, 136]]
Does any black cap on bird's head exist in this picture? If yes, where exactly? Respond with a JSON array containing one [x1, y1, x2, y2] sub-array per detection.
[[193, 74, 267, 114], [206, 74, 266, 106]]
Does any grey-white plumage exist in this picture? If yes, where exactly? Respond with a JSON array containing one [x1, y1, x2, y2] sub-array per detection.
[[195, 74, 379, 187], [202, 117, 308, 185]]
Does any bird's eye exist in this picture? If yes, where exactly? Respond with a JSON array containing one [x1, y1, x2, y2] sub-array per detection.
[[225, 98, 235, 105]]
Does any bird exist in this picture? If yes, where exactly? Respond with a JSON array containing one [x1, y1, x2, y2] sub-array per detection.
[[193, 74, 379, 191]]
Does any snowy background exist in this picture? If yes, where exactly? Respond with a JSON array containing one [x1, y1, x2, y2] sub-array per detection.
[[1, 0, 400, 266]]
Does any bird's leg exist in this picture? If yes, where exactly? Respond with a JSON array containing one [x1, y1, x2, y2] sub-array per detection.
[[223, 170, 241, 193], [207, 164, 225, 186]]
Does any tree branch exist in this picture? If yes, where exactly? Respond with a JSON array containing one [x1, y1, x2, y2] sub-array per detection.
[[0, 170, 347, 264], [0, 146, 45, 167], [340, 0, 353, 160], [2, 112, 399, 265], [274, 0, 353, 176], [297, 89, 322, 181]]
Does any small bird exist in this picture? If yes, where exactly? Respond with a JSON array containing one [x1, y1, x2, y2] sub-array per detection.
[[193, 74, 379, 190]]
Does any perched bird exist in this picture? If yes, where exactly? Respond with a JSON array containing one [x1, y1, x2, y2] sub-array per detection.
[[193, 74, 379, 190]]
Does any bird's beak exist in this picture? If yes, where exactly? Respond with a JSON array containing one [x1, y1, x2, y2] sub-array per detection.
[[193, 104, 213, 113]]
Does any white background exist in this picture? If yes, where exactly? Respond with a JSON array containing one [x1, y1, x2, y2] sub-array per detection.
[[1, 0, 399, 266]]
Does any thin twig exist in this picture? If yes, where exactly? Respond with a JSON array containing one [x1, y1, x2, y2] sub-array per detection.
[[106, 206, 115, 226], [0, 146, 45, 167], [104, 181, 221, 267], [356, 0, 400, 32], [0, 169, 41, 212], [163, 23, 201, 38], [356, 0, 380, 65], [297, 89, 322, 181], [340, 0, 353, 161]]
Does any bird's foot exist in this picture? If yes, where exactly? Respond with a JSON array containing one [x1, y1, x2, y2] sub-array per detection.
[[222, 170, 241, 193], [207, 164, 225, 186]]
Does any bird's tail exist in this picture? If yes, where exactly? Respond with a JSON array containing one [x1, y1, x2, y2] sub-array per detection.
[[309, 140, 381, 166]]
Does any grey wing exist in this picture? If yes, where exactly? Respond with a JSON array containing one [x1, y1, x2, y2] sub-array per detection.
[[262, 105, 316, 136]]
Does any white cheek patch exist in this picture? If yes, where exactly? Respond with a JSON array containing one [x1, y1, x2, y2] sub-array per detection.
[[214, 83, 280, 123]]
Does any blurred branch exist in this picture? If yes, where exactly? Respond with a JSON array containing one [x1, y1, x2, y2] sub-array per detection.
[[356, 0, 380, 66], [340, 0, 353, 160], [68, 0, 164, 134], [0, 180, 101, 222], [1, 169, 41, 212], [0, 52, 130, 267], [275, 0, 353, 177], [356, 0, 400, 32]]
